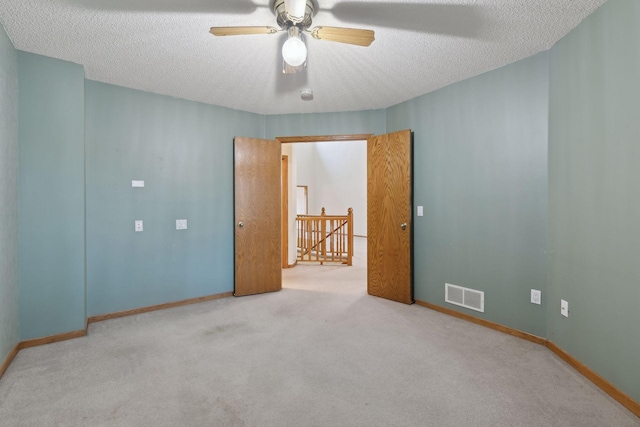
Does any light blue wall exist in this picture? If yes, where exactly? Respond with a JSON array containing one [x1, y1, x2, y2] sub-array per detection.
[[548, 0, 640, 403], [17, 52, 86, 340], [0, 23, 19, 360], [387, 53, 549, 337], [85, 82, 264, 316], [265, 109, 386, 139]]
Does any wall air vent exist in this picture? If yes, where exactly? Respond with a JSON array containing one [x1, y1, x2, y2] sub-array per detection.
[[445, 283, 484, 313]]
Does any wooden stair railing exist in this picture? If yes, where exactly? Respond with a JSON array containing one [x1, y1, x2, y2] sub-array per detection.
[[296, 207, 353, 265]]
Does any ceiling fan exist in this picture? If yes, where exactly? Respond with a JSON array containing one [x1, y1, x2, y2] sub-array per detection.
[[209, 0, 375, 73]]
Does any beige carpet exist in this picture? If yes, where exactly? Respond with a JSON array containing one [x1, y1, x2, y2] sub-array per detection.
[[0, 238, 638, 426]]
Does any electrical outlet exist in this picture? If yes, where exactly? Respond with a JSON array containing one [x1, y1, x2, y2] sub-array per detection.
[[176, 219, 187, 230], [531, 289, 541, 305], [561, 299, 569, 317], [135, 220, 143, 232]]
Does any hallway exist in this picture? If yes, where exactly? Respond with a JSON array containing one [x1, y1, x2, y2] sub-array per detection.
[[284, 236, 367, 293]]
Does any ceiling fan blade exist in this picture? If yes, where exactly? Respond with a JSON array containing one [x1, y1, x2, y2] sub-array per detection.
[[209, 26, 280, 37], [310, 26, 375, 47]]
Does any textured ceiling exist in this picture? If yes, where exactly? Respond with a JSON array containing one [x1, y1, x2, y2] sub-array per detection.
[[0, 0, 607, 115]]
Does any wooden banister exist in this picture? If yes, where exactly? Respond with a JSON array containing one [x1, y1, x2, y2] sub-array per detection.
[[295, 207, 353, 266]]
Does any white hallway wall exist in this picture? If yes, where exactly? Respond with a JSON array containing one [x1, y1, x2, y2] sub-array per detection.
[[281, 143, 298, 266], [294, 141, 367, 237]]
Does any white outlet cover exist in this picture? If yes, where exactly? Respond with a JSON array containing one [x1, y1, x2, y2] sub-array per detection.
[[531, 289, 541, 305], [561, 299, 569, 317], [176, 219, 187, 230], [132, 180, 145, 188], [417, 206, 424, 217], [135, 220, 143, 232]]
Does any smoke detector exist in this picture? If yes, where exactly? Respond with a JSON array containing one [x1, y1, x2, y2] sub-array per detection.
[[300, 89, 314, 101]]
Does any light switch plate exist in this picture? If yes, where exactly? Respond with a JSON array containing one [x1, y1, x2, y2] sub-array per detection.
[[132, 180, 145, 188], [531, 289, 541, 305], [135, 220, 143, 232], [561, 299, 569, 317], [417, 206, 424, 217], [176, 219, 187, 230]]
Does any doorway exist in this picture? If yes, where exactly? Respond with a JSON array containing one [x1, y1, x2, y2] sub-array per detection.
[[234, 131, 413, 304], [280, 136, 369, 269]]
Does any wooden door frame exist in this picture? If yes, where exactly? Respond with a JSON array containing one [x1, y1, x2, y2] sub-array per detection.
[[281, 155, 289, 268], [277, 134, 373, 270], [277, 134, 373, 144]]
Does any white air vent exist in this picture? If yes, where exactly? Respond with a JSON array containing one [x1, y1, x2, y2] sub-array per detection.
[[445, 283, 484, 313]]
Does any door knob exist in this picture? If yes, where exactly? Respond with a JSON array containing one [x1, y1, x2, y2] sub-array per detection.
[[401, 223, 407, 230], [238, 222, 244, 228]]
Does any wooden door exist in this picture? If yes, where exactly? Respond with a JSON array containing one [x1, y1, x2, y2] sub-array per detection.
[[281, 155, 289, 268], [234, 137, 282, 296], [367, 130, 413, 304]]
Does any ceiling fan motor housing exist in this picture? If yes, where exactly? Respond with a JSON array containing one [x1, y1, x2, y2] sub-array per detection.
[[272, 0, 316, 30]]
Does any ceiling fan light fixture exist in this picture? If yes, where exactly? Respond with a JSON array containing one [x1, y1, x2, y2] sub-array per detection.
[[284, 0, 307, 22], [282, 32, 307, 67]]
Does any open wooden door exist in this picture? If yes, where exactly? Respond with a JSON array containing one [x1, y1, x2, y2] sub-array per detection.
[[367, 129, 413, 304], [234, 137, 282, 296]]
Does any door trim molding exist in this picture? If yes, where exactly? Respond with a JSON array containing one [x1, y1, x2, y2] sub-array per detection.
[[282, 155, 289, 268], [276, 134, 373, 143]]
